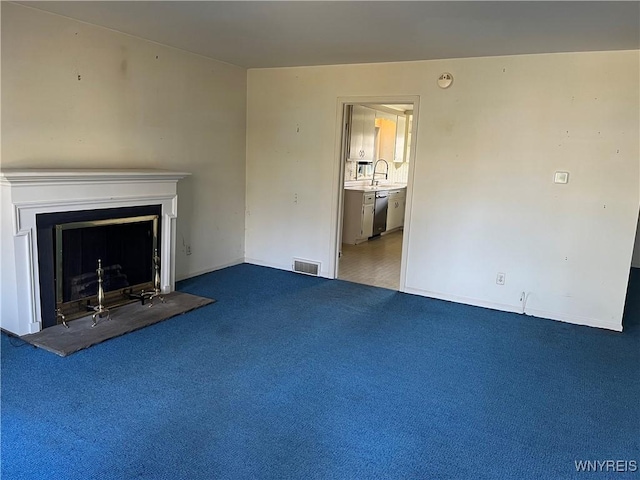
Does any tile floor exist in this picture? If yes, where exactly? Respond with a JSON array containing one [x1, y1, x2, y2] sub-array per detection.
[[338, 230, 403, 290]]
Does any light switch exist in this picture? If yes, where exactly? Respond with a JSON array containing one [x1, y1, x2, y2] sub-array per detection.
[[554, 171, 569, 184]]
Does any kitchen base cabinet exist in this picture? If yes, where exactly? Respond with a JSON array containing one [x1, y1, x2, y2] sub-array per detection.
[[386, 189, 406, 232], [342, 190, 375, 244]]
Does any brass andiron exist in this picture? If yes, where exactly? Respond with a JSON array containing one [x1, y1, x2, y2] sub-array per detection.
[[56, 308, 68, 328], [92, 259, 111, 327], [128, 249, 165, 306], [147, 248, 164, 307]]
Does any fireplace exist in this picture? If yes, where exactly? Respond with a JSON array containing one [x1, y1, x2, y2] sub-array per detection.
[[0, 169, 189, 336], [36, 205, 163, 328]]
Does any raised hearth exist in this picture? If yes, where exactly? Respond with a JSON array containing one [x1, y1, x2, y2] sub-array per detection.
[[0, 169, 189, 336]]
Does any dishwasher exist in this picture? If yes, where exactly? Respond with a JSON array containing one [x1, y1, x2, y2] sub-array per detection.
[[373, 190, 388, 236]]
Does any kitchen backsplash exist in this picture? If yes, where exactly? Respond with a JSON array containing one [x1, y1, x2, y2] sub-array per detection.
[[344, 161, 409, 185]]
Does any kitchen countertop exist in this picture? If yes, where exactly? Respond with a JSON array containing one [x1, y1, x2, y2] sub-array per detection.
[[344, 183, 407, 192]]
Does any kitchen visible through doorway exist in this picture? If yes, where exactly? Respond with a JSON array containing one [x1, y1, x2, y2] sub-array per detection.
[[337, 101, 416, 290]]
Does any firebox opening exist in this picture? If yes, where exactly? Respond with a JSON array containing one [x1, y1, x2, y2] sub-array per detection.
[[37, 205, 162, 328]]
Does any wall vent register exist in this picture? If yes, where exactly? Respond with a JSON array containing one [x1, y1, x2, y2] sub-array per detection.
[[293, 259, 320, 276]]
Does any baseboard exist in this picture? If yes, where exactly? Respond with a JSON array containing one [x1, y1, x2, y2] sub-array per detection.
[[403, 286, 523, 315], [524, 308, 622, 332], [402, 286, 622, 332], [175, 258, 244, 282], [244, 257, 290, 271], [245, 257, 331, 279]]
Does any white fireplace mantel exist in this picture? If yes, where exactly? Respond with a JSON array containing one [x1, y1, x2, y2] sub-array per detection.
[[0, 169, 190, 336]]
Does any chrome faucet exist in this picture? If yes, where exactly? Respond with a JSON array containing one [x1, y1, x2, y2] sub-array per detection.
[[371, 159, 389, 186]]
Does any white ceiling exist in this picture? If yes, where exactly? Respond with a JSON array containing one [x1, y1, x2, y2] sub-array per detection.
[[16, 1, 640, 69]]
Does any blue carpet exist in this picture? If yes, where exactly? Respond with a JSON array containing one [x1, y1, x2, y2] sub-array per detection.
[[2, 264, 639, 479]]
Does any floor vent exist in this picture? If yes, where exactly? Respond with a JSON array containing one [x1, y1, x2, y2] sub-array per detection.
[[292, 258, 320, 276]]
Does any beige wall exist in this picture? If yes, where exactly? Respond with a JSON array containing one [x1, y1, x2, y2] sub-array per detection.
[[3, 4, 638, 331], [1, 3, 247, 279], [246, 51, 640, 330]]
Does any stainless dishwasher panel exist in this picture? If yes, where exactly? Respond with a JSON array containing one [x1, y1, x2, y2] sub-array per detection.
[[373, 191, 388, 235]]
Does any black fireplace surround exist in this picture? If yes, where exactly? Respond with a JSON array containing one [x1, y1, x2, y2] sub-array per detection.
[[36, 205, 162, 328]]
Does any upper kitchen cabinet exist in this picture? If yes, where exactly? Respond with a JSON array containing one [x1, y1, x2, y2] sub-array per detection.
[[393, 111, 414, 163], [394, 115, 406, 163], [375, 111, 397, 162], [348, 105, 376, 161], [403, 111, 413, 163], [374, 108, 412, 163]]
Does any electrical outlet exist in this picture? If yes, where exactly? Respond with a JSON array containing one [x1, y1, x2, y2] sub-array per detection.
[[186, 245, 192, 256], [496, 272, 505, 285]]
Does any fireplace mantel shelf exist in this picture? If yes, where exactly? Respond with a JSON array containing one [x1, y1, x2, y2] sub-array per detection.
[[1, 169, 190, 185]]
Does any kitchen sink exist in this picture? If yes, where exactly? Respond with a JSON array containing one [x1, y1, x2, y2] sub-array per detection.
[[344, 183, 407, 192], [366, 184, 405, 191]]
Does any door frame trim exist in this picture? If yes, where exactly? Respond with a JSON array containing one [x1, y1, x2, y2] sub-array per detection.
[[330, 95, 421, 292]]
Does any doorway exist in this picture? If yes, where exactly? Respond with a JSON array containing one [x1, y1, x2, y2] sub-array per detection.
[[624, 210, 640, 330], [333, 98, 418, 291]]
